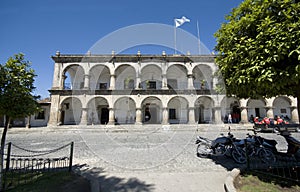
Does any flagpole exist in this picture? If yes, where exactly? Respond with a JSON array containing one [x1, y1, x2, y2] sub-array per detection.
[[174, 19, 177, 55], [197, 20, 201, 55]]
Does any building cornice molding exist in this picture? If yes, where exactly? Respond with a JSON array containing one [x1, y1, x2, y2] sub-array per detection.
[[51, 54, 216, 63]]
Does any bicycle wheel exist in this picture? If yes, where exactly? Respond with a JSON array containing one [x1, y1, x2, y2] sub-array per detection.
[[197, 143, 211, 158], [258, 148, 276, 164], [232, 147, 247, 164]]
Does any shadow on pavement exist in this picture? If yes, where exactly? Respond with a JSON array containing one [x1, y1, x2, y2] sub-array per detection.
[[205, 154, 247, 171], [75, 165, 155, 192]]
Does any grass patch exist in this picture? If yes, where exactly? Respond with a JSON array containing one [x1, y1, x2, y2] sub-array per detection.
[[4, 171, 90, 192], [234, 171, 300, 192]]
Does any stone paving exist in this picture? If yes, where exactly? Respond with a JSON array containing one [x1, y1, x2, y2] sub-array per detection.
[[3, 124, 300, 192]]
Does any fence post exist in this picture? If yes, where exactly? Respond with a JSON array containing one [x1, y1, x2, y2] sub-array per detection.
[[69, 142, 74, 172], [5, 142, 12, 172]]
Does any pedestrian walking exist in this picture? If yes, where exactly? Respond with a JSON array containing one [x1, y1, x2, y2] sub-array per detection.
[[228, 113, 232, 124]]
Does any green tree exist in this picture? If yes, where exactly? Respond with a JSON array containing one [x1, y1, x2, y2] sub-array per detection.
[[0, 53, 40, 190], [214, 0, 300, 121]]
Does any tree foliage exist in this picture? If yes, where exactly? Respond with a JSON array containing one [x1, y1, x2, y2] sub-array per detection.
[[214, 0, 300, 99], [0, 53, 40, 119]]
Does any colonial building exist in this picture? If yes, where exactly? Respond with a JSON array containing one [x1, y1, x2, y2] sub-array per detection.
[[47, 52, 299, 126], [0, 98, 50, 127]]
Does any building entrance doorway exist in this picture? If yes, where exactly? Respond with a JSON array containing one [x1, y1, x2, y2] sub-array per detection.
[[197, 105, 205, 124], [100, 107, 109, 124]]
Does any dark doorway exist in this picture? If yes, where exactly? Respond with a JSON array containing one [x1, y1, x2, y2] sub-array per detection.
[[255, 108, 260, 118], [60, 111, 65, 125], [232, 105, 241, 123], [144, 107, 151, 122], [198, 105, 205, 124], [101, 108, 109, 124]]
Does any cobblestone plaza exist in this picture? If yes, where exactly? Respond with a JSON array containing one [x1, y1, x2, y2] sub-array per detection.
[[5, 124, 300, 191]]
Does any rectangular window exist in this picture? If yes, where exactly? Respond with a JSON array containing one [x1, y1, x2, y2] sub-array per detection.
[[100, 83, 107, 90], [149, 81, 156, 89], [169, 108, 176, 119], [281, 109, 287, 113], [35, 109, 45, 120]]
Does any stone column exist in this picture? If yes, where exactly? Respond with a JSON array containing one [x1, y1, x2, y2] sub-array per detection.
[[83, 74, 90, 90], [187, 74, 194, 90], [80, 108, 88, 125], [109, 74, 116, 90], [161, 74, 168, 90], [48, 95, 60, 127], [290, 106, 299, 123], [188, 107, 196, 124], [162, 107, 169, 124], [240, 107, 249, 124], [108, 108, 115, 125], [57, 109, 62, 125], [214, 106, 222, 124], [52, 60, 63, 90], [265, 107, 274, 119], [135, 108, 142, 125], [136, 76, 141, 89], [60, 74, 66, 90]]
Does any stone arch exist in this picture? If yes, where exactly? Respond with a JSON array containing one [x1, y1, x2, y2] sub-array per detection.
[[166, 64, 188, 90], [89, 64, 110, 90], [62, 64, 85, 90], [87, 97, 109, 125], [140, 64, 162, 90], [273, 96, 292, 120], [192, 64, 213, 90], [247, 99, 267, 119], [220, 97, 241, 123], [167, 96, 189, 124], [141, 96, 162, 124], [195, 96, 214, 124], [114, 97, 136, 124], [115, 64, 136, 90], [59, 97, 82, 125]]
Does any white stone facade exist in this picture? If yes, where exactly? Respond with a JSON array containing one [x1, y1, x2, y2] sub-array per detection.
[[47, 53, 299, 126]]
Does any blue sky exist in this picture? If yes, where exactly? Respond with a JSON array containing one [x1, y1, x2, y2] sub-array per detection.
[[0, 0, 243, 98]]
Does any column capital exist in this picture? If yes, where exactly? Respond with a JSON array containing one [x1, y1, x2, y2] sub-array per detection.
[[289, 106, 298, 109], [187, 74, 194, 78]]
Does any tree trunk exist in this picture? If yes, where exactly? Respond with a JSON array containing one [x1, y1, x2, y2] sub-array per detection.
[[0, 116, 10, 191]]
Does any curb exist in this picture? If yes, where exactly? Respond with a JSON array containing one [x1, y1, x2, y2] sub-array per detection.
[[224, 168, 240, 192]]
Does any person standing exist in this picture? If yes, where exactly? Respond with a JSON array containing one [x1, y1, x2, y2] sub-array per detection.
[[228, 113, 232, 124]]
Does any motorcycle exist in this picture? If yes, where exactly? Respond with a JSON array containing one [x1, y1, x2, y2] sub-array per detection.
[[276, 129, 300, 157], [232, 132, 277, 164], [196, 127, 237, 158]]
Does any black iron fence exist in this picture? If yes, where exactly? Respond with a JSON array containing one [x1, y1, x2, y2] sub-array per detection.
[[245, 147, 300, 184], [3, 142, 74, 190]]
